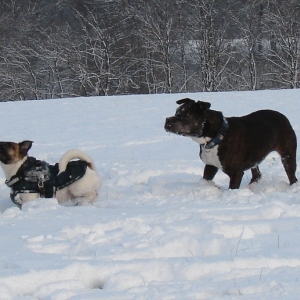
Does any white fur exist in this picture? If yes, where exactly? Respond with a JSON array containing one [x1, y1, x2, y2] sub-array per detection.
[[0, 157, 27, 180], [56, 149, 102, 205], [191, 137, 223, 170], [200, 145, 223, 170], [1, 150, 102, 207], [191, 136, 211, 144], [58, 149, 96, 173]]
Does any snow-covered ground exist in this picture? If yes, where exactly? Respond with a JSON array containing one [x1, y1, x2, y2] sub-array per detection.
[[0, 89, 300, 299]]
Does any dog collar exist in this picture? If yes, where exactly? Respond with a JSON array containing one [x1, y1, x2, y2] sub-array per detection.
[[204, 117, 229, 149]]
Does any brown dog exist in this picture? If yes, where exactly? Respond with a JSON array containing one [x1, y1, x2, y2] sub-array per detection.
[[165, 98, 298, 189]]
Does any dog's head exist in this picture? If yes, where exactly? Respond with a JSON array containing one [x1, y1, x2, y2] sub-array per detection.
[[0, 140, 33, 164], [165, 98, 211, 137]]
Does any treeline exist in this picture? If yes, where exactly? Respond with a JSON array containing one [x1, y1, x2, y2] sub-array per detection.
[[0, 0, 300, 101]]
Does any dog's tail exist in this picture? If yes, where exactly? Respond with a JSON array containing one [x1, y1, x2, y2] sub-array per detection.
[[58, 149, 96, 174]]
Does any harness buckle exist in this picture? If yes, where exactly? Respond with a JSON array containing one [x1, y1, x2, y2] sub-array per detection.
[[37, 175, 45, 198], [38, 179, 44, 189]]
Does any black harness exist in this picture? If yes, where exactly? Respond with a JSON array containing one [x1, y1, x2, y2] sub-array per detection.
[[5, 157, 88, 208], [203, 117, 229, 149]]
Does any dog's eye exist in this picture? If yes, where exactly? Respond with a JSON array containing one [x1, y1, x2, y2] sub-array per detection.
[[175, 113, 182, 120]]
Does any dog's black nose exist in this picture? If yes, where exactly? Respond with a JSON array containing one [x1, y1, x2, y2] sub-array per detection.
[[165, 118, 173, 131]]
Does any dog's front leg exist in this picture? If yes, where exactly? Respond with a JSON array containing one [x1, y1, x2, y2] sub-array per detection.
[[250, 166, 262, 184], [228, 171, 244, 189], [203, 164, 219, 181], [13, 192, 39, 209]]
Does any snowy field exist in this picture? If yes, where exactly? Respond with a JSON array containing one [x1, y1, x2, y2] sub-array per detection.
[[0, 89, 300, 299]]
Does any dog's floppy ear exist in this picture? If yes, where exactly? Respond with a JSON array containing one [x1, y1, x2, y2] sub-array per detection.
[[19, 140, 33, 155], [176, 98, 195, 105], [197, 101, 211, 110]]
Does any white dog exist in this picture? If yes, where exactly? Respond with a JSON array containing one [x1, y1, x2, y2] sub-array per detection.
[[0, 140, 102, 208]]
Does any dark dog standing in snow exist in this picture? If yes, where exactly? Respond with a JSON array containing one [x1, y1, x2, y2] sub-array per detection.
[[165, 98, 298, 189], [0, 140, 102, 208]]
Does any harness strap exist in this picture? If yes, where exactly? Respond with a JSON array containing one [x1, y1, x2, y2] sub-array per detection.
[[5, 156, 39, 187], [5, 176, 21, 187], [204, 117, 229, 149], [6, 158, 88, 207]]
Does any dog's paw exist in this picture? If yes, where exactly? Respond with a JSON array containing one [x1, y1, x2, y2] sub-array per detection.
[[12, 195, 23, 208], [71, 197, 92, 206], [14, 196, 23, 205]]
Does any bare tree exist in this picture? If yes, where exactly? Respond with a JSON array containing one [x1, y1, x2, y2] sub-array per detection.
[[187, 0, 230, 92], [172, 0, 193, 93], [264, 0, 300, 89], [0, 43, 41, 101], [230, 0, 265, 90], [128, 0, 180, 93], [72, 2, 130, 96]]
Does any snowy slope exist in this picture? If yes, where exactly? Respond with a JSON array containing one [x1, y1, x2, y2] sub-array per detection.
[[0, 89, 300, 299]]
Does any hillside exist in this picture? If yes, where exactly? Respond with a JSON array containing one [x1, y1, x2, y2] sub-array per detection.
[[0, 89, 300, 299]]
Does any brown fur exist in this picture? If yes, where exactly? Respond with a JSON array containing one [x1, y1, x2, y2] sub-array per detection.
[[0, 140, 31, 164], [165, 98, 298, 189]]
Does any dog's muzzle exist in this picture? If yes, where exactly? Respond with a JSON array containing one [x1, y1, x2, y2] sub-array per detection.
[[165, 117, 204, 138], [165, 116, 192, 136], [164, 117, 177, 132], [164, 118, 171, 132]]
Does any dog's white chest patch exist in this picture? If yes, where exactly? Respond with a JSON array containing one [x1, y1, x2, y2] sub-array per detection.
[[200, 145, 223, 170], [191, 137, 223, 170]]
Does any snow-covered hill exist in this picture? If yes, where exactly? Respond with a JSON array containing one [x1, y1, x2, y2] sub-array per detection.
[[0, 89, 300, 299]]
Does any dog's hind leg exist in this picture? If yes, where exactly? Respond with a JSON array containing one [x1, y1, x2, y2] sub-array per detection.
[[250, 166, 262, 184], [277, 134, 298, 185], [203, 164, 219, 181], [72, 191, 98, 206], [281, 154, 298, 185]]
